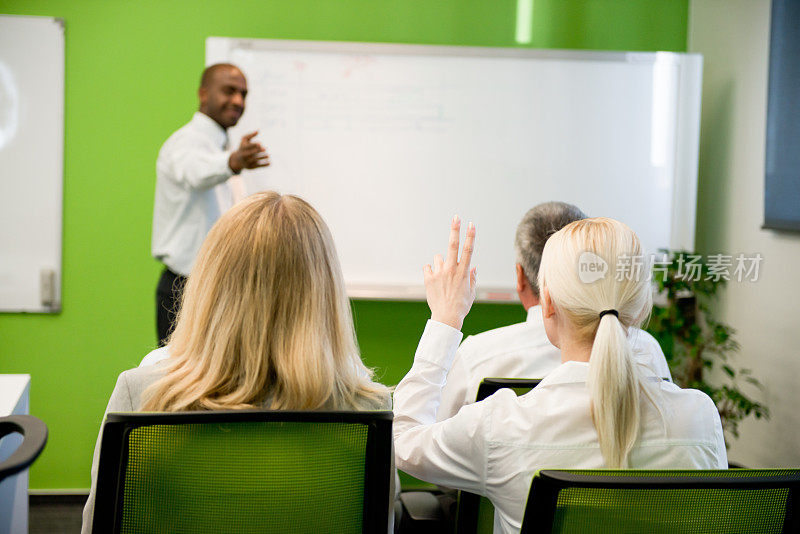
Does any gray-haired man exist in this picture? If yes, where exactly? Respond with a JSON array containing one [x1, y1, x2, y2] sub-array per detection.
[[436, 202, 671, 421]]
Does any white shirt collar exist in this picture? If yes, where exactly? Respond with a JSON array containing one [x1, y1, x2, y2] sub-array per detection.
[[539, 353, 662, 389], [525, 304, 660, 383], [525, 304, 543, 326], [536, 360, 589, 387], [191, 111, 229, 149]]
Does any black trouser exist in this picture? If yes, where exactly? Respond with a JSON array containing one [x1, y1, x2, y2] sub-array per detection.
[[156, 267, 187, 346]]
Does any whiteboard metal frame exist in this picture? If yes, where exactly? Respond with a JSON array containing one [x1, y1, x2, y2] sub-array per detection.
[[210, 37, 688, 63]]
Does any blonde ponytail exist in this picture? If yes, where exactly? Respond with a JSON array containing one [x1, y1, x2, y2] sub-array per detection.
[[589, 313, 641, 468], [538, 217, 652, 468]]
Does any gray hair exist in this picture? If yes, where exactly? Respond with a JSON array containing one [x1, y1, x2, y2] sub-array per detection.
[[514, 201, 587, 296]]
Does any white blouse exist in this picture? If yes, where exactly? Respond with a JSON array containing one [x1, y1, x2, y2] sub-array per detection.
[[393, 320, 728, 534], [437, 305, 672, 421]]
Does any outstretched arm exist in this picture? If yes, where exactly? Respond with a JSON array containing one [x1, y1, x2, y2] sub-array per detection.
[[168, 131, 269, 190], [393, 216, 486, 491]]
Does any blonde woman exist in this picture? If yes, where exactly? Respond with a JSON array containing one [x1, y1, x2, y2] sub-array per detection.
[[393, 216, 727, 534], [82, 192, 391, 532]]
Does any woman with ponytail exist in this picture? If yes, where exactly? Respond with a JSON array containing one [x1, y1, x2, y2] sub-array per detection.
[[394, 216, 727, 534]]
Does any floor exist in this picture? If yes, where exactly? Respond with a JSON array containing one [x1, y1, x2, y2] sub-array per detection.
[[29, 494, 85, 534]]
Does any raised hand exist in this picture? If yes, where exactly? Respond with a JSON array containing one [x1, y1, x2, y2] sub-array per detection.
[[423, 215, 477, 331], [228, 131, 270, 173]]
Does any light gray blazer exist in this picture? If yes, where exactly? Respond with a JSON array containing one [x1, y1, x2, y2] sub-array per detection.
[[81, 364, 166, 534]]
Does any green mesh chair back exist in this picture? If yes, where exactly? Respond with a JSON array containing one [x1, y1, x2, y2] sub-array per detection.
[[520, 469, 800, 534], [455, 378, 542, 534], [92, 410, 393, 533]]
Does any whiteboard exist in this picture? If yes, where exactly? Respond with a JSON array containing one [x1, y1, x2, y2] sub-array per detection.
[[0, 16, 64, 312], [207, 38, 702, 302]]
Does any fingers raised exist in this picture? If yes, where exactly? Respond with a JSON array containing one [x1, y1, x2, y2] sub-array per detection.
[[445, 215, 461, 269], [422, 217, 477, 331], [458, 222, 476, 275]]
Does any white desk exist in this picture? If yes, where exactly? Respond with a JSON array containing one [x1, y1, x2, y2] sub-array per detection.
[[0, 375, 31, 534]]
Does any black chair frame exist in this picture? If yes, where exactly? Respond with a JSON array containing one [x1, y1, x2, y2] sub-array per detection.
[[520, 469, 800, 534], [92, 410, 393, 534], [0, 415, 48, 481], [455, 378, 542, 534], [475, 378, 543, 402]]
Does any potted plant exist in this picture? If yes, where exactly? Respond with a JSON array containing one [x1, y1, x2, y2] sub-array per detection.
[[645, 250, 769, 446]]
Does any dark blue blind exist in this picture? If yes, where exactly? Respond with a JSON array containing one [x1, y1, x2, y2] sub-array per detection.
[[765, 0, 800, 231]]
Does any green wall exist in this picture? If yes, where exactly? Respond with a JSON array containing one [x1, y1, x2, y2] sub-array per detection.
[[0, 0, 688, 490]]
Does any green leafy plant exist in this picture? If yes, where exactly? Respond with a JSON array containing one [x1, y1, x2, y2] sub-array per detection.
[[645, 250, 769, 445]]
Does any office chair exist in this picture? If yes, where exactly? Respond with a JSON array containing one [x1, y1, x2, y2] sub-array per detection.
[[454, 378, 542, 534], [520, 469, 800, 533], [474, 378, 543, 403], [91, 410, 393, 533], [0, 415, 48, 482]]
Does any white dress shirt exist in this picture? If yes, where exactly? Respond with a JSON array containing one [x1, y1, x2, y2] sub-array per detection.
[[151, 112, 236, 276], [437, 305, 673, 421], [394, 320, 728, 534]]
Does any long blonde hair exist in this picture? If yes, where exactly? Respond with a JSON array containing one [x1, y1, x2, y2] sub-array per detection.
[[538, 218, 652, 468], [142, 192, 389, 412]]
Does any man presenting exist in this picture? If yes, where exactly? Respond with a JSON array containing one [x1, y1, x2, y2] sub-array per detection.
[[436, 201, 672, 421], [152, 63, 269, 345]]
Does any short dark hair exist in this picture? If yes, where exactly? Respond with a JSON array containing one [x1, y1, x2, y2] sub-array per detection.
[[514, 202, 587, 296], [200, 63, 242, 88]]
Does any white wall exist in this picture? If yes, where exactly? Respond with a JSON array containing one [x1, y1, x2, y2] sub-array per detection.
[[689, 0, 800, 467]]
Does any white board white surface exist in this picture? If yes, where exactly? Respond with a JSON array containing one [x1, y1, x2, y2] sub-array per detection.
[[207, 38, 702, 301], [0, 16, 64, 312]]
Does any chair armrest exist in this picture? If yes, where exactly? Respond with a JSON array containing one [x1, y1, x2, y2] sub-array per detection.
[[0, 415, 48, 479]]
